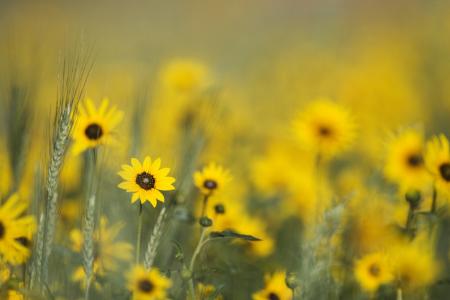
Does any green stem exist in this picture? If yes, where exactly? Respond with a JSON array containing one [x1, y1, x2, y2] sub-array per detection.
[[200, 194, 210, 218], [136, 203, 143, 264], [188, 228, 208, 299]]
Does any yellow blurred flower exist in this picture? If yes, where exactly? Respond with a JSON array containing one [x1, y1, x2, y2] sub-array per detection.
[[196, 283, 223, 300], [384, 128, 431, 190], [252, 271, 292, 300], [127, 265, 171, 300], [354, 252, 394, 292], [70, 217, 133, 273], [0, 193, 36, 265], [160, 59, 209, 94], [72, 98, 124, 155], [426, 134, 450, 197], [118, 157, 175, 207], [194, 163, 231, 196], [7, 290, 24, 300], [389, 236, 439, 291], [293, 99, 356, 158]]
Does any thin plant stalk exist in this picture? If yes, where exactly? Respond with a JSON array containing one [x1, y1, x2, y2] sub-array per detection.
[[143, 205, 168, 270], [136, 202, 143, 264]]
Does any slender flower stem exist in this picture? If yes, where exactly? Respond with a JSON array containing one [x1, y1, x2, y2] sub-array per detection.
[[396, 288, 403, 300], [136, 202, 143, 264], [200, 194, 210, 218]]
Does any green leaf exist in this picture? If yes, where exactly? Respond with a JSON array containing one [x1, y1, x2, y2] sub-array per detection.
[[209, 230, 261, 241]]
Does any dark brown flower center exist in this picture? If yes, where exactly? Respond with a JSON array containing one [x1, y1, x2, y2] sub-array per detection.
[[407, 153, 423, 167], [16, 237, 30, 247], [369, 263, 380, 277], [318, 125, 332, 137], [0, 222, 5, 239], [138, 279, 154, 293], [439, 163, 450, 182], [136, 172, 156, 190], [268, 292, 280, 300], [203, 179, 218, 190], [85, 123, 103, 140]]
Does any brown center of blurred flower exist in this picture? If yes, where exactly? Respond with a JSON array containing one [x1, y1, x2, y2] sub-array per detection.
[[369, 263, 380, 277], [267, 292, 280, 300], [318, 125, 332, 137], [138, 279, 154, 293], [0, 222, 4, 239], [136, 172, 156, 190], [439, 163, 450, 181], [85, 123, 103, 140], [16, 237, 30, 247], [203, 179, 218, 190], [407, 153, 423, 167]]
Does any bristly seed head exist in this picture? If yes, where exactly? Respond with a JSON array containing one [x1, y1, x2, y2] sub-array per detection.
[[138, 279, 154, 293], [85, 123, 103, 140], [136, 172, 156, 190], [203, 179, 218, 190], [439, 163, 450, 181]]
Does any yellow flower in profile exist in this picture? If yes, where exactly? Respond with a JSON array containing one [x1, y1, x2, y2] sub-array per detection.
[[127, 265, 171, 300], [426, 134, 450, 196], [354, 252, 394, 292], [194, 163, 231, 196], [118, 157, 175, 207], [384, 129, 431, 190], [293, 99, 356, 158], [160, 59, 209, 94], [0, 194, 36, 265], [72, 98, 124, 155], [252, 271, 292, 300]]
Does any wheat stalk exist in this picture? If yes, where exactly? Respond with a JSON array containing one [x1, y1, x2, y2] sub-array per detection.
[[143, 206, 168, 270]]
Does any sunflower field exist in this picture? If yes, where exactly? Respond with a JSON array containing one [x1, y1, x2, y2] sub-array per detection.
[[1, 1, 450, 299]]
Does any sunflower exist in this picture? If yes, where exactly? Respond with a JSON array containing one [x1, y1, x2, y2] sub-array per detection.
[[252, 271, 292, 300], [425, 134, 450, 196], [118, 157, 176, 207], [354, 252, 394, 293], [384, 129, 431, 190], [127, 265, 171, 300], [0, 194, 36, 265], [194, 163, 231, 196], [293, 99, 356, 158], [71, 98, 123, 155]]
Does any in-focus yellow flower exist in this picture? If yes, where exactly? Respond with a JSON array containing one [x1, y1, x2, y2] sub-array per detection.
[[426, 134, 450, 196], [0, 194, 36, 265], [354, 252, 393, 292], [127, 265, 171, 300], [384, 129, 431, 190], [72, 98, 124, 155], [118, 157, 175, 207], [293, 99, 356, 158], [194, 163, 231, 196], [160, 59, 209, 94], [252, 271, 292, 300]]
